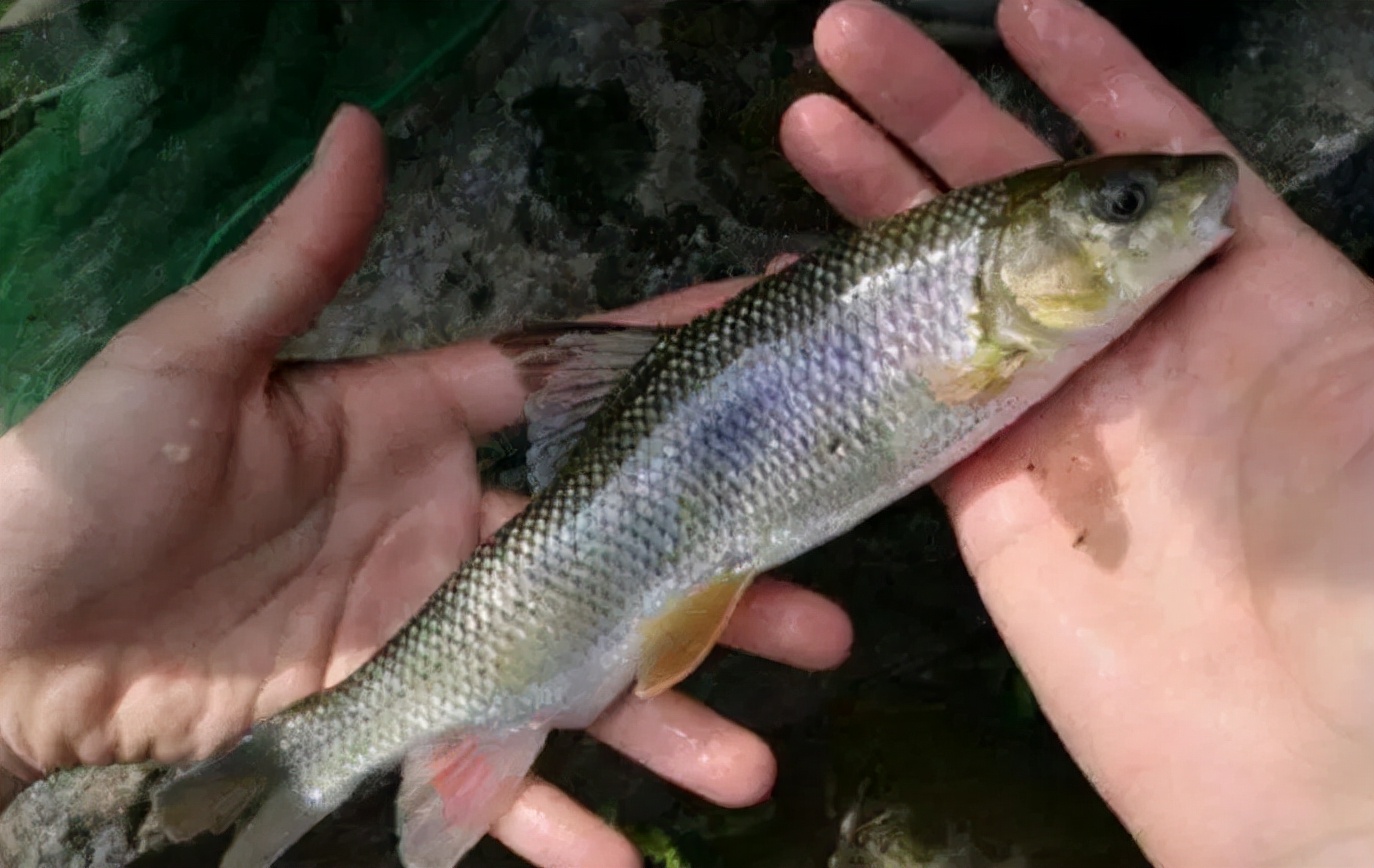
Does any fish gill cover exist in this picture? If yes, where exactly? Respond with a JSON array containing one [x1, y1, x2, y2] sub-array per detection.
[[0, 0, 504, 429]]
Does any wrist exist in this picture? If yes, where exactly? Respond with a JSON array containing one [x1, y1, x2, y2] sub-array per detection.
[[0, 429, 45, 556], [1266, 832, 1374, 868], [0, 432, 72, 658], [0, 431, 86, 628], [0, 434, 36, 816], [1208, 790, 1374, 868]]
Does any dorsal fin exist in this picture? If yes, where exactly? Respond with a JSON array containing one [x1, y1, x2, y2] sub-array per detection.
[[496, 323, 667, 491]]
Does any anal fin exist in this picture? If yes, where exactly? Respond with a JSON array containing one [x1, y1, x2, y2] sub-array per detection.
[[396, 726, 549, 868], [636, 571, 756, 699]]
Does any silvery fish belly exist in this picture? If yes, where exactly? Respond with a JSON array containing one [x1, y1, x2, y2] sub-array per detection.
[[149, 153, 1238, 868]]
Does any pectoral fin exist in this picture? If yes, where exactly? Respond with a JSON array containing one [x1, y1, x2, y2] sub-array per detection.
[[925, 342, 1028, 404], [635, 572, 755, 699]]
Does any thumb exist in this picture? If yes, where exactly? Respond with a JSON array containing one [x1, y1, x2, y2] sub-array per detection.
[[112, 104, 386, 378]]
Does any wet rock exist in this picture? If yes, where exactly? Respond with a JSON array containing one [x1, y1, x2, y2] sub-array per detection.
[[279, 0, 835, 363], [0, 764, 170, 868]]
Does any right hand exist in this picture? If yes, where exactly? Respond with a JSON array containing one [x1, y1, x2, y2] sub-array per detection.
[[781, 1, 1374, 865]]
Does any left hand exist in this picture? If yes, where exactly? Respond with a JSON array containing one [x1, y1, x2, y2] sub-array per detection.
[[0, 105, 852, 866]]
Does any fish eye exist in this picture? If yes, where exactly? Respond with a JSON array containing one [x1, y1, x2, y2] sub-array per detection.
[[1093, 176, 1153, 224]]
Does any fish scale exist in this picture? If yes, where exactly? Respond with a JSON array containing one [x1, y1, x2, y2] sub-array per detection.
[[150, 153, 1238, 868], [325, 186, 1006, 750]]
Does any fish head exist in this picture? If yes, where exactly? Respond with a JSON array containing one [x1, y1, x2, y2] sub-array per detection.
[[982, 152, 1238, 350]]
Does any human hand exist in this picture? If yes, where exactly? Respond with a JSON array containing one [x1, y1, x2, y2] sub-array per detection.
[[0, 106, 852, 866], [779, 1, 1374, 866]]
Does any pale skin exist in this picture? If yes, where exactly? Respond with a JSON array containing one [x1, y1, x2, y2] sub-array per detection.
[[0, 0, 1371, 866]]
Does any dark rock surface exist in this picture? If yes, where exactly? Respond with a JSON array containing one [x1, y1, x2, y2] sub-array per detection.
[[0, 764, 168, 868]]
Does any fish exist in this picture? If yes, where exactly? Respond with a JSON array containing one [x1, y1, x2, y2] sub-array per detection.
[[148, 152, 1238, 868]]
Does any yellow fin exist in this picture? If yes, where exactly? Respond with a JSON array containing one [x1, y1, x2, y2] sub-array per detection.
[[635, 572, 755, 699], [926, 342, 1028, 404]]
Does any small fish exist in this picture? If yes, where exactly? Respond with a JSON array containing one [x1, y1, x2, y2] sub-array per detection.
[[149, 153, 1238, 868]]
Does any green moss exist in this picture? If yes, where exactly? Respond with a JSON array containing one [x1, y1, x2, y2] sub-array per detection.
[[625, 826, 694, 868]]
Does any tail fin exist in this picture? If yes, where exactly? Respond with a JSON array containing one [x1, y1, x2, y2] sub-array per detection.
[[396, 725, 549, 868], [152, 722, 553, 868], [151, 727, 347, 868]]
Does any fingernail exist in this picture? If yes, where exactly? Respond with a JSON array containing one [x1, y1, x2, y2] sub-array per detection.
[[313, 104, 351, 164], [1019, 0, 1085, 14], [764, 253, 800, 275]]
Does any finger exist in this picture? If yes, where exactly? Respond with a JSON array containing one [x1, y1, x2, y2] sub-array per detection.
[[997, 0, 1226, 155], [996, 0, 1285, 226], [112, 105, 387, 377], [779, 94, 939, 222], [718, 577, 852, 671], [589, 691, 775, 808], [765, 253, 801, 275], [399, 275, 762, 440], [492, 778, 643, 868], [479, 488, 530, 539], [813, 0, 1057, 187]]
